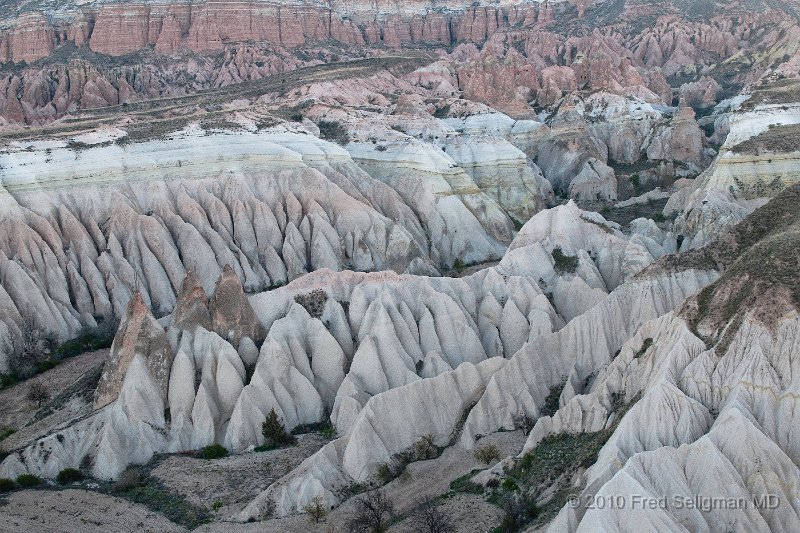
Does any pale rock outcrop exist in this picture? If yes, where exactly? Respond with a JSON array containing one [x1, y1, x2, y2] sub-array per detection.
[[94, 293, 172, 409], [461, 269, 717, 445], [241, 358, 505, 519], [210, 264, 266, 344], [568, 158, 617, 202], [445, 135, 553, 222]]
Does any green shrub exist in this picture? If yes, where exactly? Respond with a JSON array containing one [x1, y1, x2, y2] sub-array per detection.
[[551, 247, 579, 274], [15, 474, 41, 487], [474, 444, 502, 465], [112, 468, 145, 492], [56, 468, 84, 484], [448, 470, 484, 495], [433, 104, 451, 118], [0, 427, 16, 441], [53, 321, 117, 359], [0, 374, 18, 388], [0, 478, 15, 492], [261, 408, 294, 450], [200, 444, 228, 460], [319, 423, 336, 439], [375, 462, 395, 484], [317, 120, 350, 145]]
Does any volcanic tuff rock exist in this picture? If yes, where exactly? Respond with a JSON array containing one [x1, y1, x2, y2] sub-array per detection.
[[0, 123, 517, 368], [93, 292, 172, 409], [0, 200, 680, 484]]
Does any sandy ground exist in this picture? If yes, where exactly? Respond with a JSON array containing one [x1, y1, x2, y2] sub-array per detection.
[[1, 352, 524, 533], [195, 430, 526, 533], [0, 489, 187, 533], [151, 433, 330, 518], [0, 349, 108, 452], [0, 431, 524, 533]]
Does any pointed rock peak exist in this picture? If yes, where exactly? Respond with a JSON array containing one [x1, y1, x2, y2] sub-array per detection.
[[172, 269, 211, 332], [210, 264, 266, 344], [94, 291, 172, 409]]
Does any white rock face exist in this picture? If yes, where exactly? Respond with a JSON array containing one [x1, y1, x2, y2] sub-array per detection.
[[539, 310, 800, 532], [445, 135, 553, 223], [568, 158, 617, 202], [240, 358, 505, 519], [665, 101, 800, 250], [0, 125, 441, 364], [1, 201, 679, 485], [347, 138, 513, 268]]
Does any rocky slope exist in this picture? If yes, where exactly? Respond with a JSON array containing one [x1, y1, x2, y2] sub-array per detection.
[[0, 1, 798, 531], [0, 199, 678, 481]]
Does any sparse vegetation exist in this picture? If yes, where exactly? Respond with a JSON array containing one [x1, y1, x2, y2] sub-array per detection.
[[474, 444, 502, 465], [0, 427, 16, 441], [541, 383, 565, 418], [347, 488, 395, 533], [294, 289, 329, 318], [317, 120, 350, 145], [551, 247, 579, 274], [26, 381, 50, 407], [375, 462, 395, 485], [408, 496, 456, 533], [109, 466, 210, 528], [15, 474, 41, 487], [0, 478, 15, 492], [413, 434, 439, 460], [447, 470, 484, 495], [634, 338, 653, 358], [433, 104, 451, 119], [303, 495, 329, 523], [494, 492, 540, 533], [200, 444, 228, 460], [56, 468, 84, 484], [260, 408, 295, 450]]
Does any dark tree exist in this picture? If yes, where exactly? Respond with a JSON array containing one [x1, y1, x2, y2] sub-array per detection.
[[347, 489, 395, 533], [261, 408, 293, 448], [407, 496, 456, 533], [26, 382, 50, 407]]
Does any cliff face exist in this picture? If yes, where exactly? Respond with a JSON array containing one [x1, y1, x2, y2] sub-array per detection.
[[0, 1, 559, 62]]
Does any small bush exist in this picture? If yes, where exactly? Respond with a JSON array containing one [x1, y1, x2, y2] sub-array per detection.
[[26, 382, 50, 407], [474, 444, 502, 465], [212, 500, 224, 512], [375, 462, 395, 485], [347, 489, 395, 533], [0, 374, 18, 388], [56, 468, 84, 484], [449, 470, 484, 494], [319, 423, 336, 439], [433, 104, 451, 119], [261, 408, 294, 450], [200, 444, 228, 460], [0, 478, 15, 492], [551, 247, 579, 274], [413, 434, 439, 461], [409, 496, 456, 533], [303, 495, 328, 523], [497, 493, 540, 532], [112, 468, 144, 492], [0, 427, 16, 441], [317, 120, 350, 145], [15, 474, 41, 487]]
